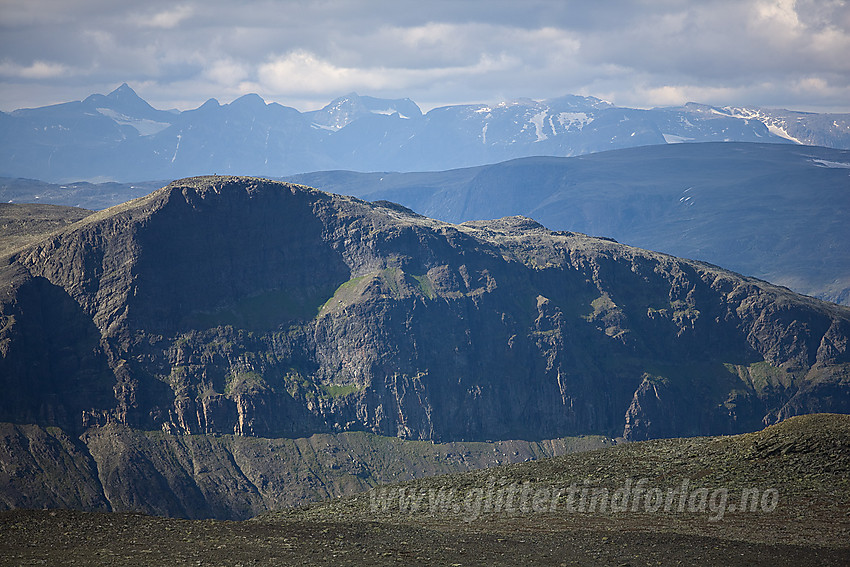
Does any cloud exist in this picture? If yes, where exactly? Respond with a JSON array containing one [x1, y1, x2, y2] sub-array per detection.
[[258, 51, 363, 94], [0, 0, 848, 113], [138, 5, 195, 29], [257, 49, 519, 97], [205, 58, 251, 86], [0, 59, 71, 79]]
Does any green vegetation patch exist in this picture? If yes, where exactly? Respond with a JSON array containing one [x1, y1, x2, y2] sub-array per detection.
[[583, 293, 617, 321], [670, 299, 700, 321], [724, 360, 795, 394], [225, 371, 267, 396], [319, 383, 364, 399], [381, 268, 401, 296], [319, 275, 369, 313], [410, 273, 435, 299]]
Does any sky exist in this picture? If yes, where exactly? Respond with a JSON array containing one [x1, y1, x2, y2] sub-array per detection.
[[1, 0, 849, 114]]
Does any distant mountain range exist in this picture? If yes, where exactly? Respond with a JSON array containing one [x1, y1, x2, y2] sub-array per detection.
[[2, 84, 850, 182], [4, 142, 847, 306]]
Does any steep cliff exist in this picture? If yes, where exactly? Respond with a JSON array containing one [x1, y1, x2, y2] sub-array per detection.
[[2, 176, 849, 444], [2, 421, 605, 520]]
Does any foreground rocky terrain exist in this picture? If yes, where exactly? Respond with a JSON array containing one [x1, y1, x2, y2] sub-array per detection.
[[1, 414, 848, 566], [1, 176, 849, 518], [0, 422, 608, 519]]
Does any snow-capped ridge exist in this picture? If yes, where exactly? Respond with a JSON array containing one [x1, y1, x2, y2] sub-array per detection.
[[4, 84, 850, 182]]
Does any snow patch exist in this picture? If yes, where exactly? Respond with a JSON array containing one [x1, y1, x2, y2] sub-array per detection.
[[764, 122, 804, 144], [720, 107, 805, 144], [97, 107, 171, 136], [171, 134, 181, 163], [810, 159, 850, 169], [371, 109, 410, 119], [662, 133, 694, 143], [556, 112, 592, 131], [530, 111, 548, 142]]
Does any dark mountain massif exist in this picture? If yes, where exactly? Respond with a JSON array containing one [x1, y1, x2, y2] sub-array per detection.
[[289, 142, 850, 306], [2, 176, 849, 440], [1, 176, 849, 519], [2, 84, 850, 182]]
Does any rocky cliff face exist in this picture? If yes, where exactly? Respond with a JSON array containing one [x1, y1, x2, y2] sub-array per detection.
[[1, 422, 605, 519], [2, 176, 849, 443]]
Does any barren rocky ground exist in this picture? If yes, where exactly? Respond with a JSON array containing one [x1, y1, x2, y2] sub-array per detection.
[[2, 508, 847, 566], [2, 414, 848, 566]]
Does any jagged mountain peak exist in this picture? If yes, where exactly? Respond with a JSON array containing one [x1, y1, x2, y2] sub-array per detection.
[[75, 83, 173, 138], [108, 82, 139, 98], [5, 86, 850, 181], [83, 83, 154, 112]]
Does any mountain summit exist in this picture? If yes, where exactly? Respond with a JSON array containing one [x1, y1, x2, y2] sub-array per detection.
[[2, 176, 848, 443], [306, 92, 423, 130]]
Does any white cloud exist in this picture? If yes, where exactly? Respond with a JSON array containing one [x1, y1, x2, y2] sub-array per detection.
[[205, 58, 251, 86], [0, 59, 71, 79], [138, 5, 195, 29], [257, 49, 519, 98], [755, 0, 802, 32], [258, 50, 363, 94]]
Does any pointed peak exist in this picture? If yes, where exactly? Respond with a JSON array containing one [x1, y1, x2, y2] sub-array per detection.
[[108, 83, 140, 99], [105, 83, 148, 108], [82, 83, 158, 115]]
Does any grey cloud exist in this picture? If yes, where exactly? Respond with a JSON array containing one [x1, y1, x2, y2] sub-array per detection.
[[1, 0, 848, 113]]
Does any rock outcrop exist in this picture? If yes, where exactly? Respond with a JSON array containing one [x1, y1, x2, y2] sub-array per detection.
[[1, 176, 849, 444]]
